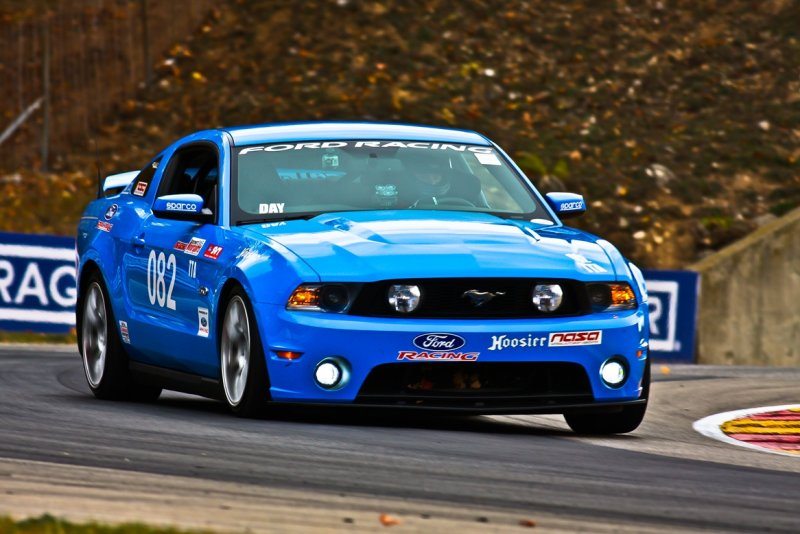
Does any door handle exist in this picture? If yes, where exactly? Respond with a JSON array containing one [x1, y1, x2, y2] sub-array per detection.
[[131, 234, 146, 249]]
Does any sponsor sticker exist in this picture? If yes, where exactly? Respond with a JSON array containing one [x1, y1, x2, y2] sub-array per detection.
[[203, 244, 223, 260], [188, 259, 197, 278], [119, 321, 130, 344], [322, 152, 339, 168], [488, 334, 548, 351], [475, 153, 501, 166], [397, 351, 479, 361], [133, 181, 148, 196], [413, 333, 465, 351], [560, 201, 584, 211], [184, 237, 206, 256], [259, 203, 285, 214], [277, 168, 346, 181], [197, 307, 209, 337], [401, 333, 477, 361], [104, 204, 118, 220], [174, 241, 188, 252], [166, 202, 197, 212], [95, 221, 113, 232], [548, 330, 602, 347]]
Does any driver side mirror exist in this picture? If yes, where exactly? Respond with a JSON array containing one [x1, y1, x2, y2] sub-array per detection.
[[153, 194, 213, 223], [545, 192, 586, 219]]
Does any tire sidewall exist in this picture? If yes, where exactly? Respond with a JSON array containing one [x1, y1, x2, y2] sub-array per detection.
[[78, 272, 126, 396], [220, 287, 270, 416]]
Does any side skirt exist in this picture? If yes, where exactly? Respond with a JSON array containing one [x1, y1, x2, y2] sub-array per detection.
[[129, 361, 221, 400]]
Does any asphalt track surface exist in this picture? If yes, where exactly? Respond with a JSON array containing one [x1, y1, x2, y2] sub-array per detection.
[[1, 346, 799, 532]]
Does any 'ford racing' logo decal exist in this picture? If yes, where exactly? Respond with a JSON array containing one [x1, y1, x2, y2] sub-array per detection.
[[413, 333, 465, 351]]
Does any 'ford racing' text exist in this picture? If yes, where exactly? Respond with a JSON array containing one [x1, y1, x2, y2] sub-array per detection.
[[240, 141, 494, 155], [397, 351, 479, 361]]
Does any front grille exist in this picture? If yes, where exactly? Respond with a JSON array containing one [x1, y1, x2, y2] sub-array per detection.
[[357, 362, 593, 408], [349, 278, 589, 318]]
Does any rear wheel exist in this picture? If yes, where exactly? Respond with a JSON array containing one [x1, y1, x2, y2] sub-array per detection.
[[220, 287, 270, 417], [79, 273, 161, 401], [564, 359, 650, 435]]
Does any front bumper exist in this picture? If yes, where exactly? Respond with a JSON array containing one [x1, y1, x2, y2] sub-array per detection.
[[254, 304, 649, 409]]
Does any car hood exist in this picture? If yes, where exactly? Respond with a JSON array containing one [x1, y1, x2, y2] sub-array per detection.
[[244, 211, 620, 282]]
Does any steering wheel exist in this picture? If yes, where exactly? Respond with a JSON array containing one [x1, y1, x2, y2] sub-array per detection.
[[411, 196, 476, 208]]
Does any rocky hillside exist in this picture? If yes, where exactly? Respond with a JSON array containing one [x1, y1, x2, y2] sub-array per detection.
[[4, 0, 799, 268]]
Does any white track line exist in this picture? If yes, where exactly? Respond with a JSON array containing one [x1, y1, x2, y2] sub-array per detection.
[[693, 404, 800, 458]]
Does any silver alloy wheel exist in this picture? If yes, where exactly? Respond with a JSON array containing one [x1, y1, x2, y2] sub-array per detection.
[[81, 282, 107, 389], [221, 295, 251, 407]]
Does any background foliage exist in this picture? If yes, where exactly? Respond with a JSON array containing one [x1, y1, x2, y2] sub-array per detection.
[[1, 0, 799, 267]]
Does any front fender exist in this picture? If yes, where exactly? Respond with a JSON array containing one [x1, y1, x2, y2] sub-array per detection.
[[213, 229, 320, 308]]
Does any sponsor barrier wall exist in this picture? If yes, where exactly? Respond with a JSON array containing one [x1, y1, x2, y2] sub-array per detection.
[[644, 270, 699, 363], [0, 232, 76, 334]]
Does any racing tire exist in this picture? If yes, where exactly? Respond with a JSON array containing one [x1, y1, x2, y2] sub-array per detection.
[[564, 359, 650, 435], [78, 272, 162, 402], [219, 286, 270, 418]]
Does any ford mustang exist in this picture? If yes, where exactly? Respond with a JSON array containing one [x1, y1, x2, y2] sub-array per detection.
[[76, 122, 650, 434]]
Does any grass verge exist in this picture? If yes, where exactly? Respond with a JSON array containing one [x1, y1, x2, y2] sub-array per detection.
[[0, 515, 211, 534]]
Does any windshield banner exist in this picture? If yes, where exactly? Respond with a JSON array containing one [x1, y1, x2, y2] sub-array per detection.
[[239, 141, 495, 154]]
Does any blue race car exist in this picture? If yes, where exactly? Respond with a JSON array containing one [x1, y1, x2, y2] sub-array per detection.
[[77, 122, 650, 434]]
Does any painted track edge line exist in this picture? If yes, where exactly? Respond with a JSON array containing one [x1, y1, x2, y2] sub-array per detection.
[[0, 343, 76, 353], [692, 404, 800, 459]]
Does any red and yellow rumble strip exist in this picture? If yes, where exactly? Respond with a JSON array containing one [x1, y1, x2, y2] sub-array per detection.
[[720, 408, 800, 455]]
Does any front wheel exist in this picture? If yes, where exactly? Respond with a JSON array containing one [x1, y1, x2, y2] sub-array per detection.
[[219, 287, 270, 417], [564, 359, 650, 435]]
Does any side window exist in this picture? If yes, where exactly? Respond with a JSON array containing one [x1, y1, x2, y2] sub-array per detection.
[[157, 145, 219, 221], [130, 157, 163, 197]]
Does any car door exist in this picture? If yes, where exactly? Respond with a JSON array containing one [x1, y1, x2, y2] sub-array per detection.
[[124, 142, 225, 377]]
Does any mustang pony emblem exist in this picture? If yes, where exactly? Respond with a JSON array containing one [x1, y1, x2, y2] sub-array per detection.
[[461, 289, 506, 307]]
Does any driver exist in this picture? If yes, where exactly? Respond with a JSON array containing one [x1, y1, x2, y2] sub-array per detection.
[[404, 152, 452, 204]]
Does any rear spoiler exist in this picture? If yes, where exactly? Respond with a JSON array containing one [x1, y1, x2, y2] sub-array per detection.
[[102, 171, 139, 196]]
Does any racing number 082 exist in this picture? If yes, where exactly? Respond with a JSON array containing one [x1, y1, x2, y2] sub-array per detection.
[[147, 250, 177, 310]]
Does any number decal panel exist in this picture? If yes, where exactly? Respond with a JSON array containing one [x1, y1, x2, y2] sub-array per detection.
[[147, 249, 177, 310]]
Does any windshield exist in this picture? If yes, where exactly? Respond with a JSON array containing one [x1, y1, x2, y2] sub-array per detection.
[[231, 140, 551, 224]]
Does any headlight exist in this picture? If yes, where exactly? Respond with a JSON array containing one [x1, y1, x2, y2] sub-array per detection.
[[532, 283, 563, 312], [387, 284, 421, 313], [287, 284, 352, 312], [587, 282, 637, 312]]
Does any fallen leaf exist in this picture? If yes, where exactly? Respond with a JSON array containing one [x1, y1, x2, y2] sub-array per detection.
[[519, 518, 537, 527], [379, 514, 401, 527]]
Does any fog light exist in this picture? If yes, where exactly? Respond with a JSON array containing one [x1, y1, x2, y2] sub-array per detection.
[[532, 284, 563, 312], [388, 284, 421, 313], [313, 357, 350, 390], [600, 359, 627, 387], [314, 359, 343, 389]]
